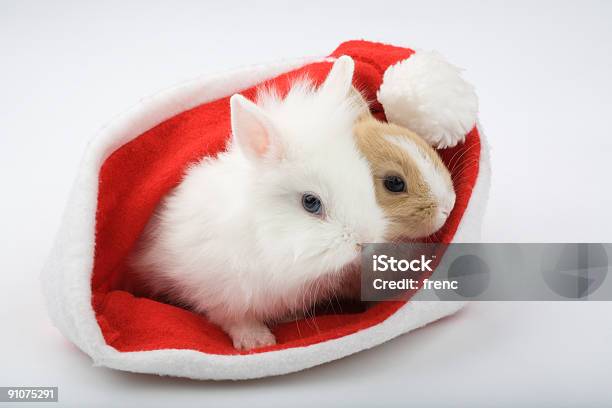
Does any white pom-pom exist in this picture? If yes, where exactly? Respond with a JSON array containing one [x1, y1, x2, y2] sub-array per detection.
[[377, 50, 478, 148]]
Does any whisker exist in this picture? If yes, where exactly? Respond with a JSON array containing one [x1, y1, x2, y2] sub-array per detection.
[[450, 142, 480, 170], [448, 143, 480, 173], [446, 146, 470, 173], [451, 159, 480, 183], [451, 158, 480, 180]]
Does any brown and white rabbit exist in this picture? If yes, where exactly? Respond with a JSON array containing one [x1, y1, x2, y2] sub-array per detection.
[[352, 96, 456, 241]]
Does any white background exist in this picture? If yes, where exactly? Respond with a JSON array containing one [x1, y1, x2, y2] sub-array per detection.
[[1, 0, 612, 406]]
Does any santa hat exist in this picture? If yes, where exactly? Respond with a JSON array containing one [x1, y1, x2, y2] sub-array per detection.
[[330, 40, 479, 148], [42, 40, 489, 380]]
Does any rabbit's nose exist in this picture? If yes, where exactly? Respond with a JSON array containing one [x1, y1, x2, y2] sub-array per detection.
[[342, 229, 366, 249], [342, 230, 357, 242]]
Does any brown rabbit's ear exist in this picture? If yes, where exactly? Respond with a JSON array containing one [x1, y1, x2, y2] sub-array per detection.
[[319, 56, 355, 98], [230, 94, 281, 161]]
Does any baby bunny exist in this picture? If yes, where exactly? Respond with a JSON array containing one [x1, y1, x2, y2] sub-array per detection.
[[353, 106, 456, 241], [131, 57, 388, 351]]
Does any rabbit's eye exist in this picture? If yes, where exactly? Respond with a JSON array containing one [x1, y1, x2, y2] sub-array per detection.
[[384, 175, 406, 193], [302, 193, 323, 216]]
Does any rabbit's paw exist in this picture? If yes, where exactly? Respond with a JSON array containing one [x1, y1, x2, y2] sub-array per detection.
[[227, 320, 276, 351]]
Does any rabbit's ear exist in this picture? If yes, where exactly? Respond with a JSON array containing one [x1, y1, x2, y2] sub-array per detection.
[[320, 56, 355, 97], [349, 86, 372, 120], [230, 94, 281, 160]]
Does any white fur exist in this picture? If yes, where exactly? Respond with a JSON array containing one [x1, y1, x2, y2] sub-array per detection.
[[132, 57, 388, 350], [41, 55, 490, 380], [377, 50, 478, 149]]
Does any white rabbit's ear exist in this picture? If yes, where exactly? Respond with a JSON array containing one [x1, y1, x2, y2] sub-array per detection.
[[230, 94, 280, 160], [319, 55, 355, 97]]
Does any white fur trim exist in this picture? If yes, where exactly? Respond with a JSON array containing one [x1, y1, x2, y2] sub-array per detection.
[[377, 50, 479, 148], [41, 56, 490, 380]]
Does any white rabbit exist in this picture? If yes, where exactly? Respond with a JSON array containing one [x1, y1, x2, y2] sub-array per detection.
[[131, 57, 388, 351]]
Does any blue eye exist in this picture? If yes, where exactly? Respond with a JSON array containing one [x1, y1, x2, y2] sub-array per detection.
[[302, 193, 323, 216]]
